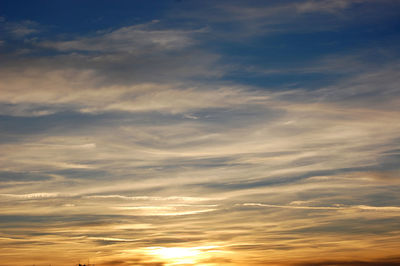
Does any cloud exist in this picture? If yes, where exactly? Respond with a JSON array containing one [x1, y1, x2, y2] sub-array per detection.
[[100, 258, 165, 266], [0, 21, 227, 117], [292, 258, 400, 266], [1, 19, 41, 38], [40, 21, 198, 53], [170, 0, 400, 41], [0, 192, 59, 199], [242, 203, 400, 212], [0, 171, 50, 182], [0, 62, 228, 116], [85, 195, 215, 202], [295, 0, 356, 14]]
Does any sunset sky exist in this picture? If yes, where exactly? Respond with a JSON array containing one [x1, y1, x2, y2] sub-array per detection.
[[1, 0, 400, 265]]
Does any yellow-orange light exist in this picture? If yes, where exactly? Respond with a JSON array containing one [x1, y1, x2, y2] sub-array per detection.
[[145, 246, 225, 265], [146, 247, 200, 264]]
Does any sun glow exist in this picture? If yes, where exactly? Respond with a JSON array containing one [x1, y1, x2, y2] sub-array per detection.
[[145, 246, 220, 265]]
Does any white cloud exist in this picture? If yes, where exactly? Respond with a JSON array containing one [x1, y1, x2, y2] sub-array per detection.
[[0, 192, 60, 199], [242, 203, 400, 212]]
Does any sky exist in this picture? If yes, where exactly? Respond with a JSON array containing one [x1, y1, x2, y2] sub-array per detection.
[[0, 0, 400, 265]]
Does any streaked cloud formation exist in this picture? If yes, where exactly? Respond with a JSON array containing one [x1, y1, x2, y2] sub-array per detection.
[[0, 0, 400, 265]]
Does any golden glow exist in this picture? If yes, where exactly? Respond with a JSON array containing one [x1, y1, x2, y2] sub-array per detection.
[[147, 247, 200, 264], [144, 246, 221, 265]]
